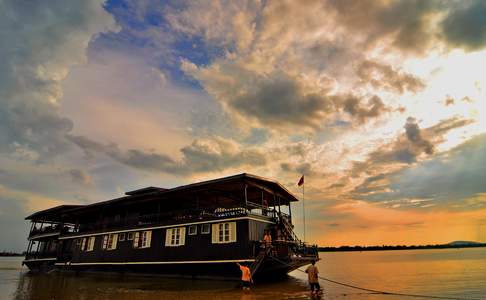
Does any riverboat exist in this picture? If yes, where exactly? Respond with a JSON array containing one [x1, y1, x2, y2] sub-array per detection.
[[23, 173, 318, 280]]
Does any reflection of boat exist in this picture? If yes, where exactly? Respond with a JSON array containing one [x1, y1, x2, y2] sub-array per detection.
[[23, 173, 318, 280]]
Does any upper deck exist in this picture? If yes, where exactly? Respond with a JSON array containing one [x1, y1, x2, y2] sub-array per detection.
[[26, 173, 298, 238]]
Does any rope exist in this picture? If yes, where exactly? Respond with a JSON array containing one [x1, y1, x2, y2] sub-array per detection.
[[268, 256, 483, 300]]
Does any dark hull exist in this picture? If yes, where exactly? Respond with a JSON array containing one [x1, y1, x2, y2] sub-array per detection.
[[25, 256, 315, 281]]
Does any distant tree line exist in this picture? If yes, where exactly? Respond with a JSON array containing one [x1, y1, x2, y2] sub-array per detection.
[[318, 243, 486, 252], [0, 251, 25, 257]]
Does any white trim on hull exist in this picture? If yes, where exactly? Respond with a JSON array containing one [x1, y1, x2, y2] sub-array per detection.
[[55, 259, 256, 266]]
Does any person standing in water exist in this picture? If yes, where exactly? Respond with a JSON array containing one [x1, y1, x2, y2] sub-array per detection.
[[236, 262, 252, 290], [305, 260, 321, 295]]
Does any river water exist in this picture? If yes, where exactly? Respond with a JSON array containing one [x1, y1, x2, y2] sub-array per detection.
[[1, 248, 485, 300]]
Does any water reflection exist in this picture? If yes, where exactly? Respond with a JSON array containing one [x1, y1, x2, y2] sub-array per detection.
[[5, 248, 486, 299], [11, 271, 311, 300]]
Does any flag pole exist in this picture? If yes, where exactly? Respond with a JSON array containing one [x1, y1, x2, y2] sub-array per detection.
[[302, 178, 306, 243]]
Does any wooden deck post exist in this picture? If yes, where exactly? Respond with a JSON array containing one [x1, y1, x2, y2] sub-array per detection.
[[288, 203, 292, 223], [244, 184, 248, 213]]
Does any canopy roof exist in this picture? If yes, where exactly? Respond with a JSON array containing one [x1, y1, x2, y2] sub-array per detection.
[[25, 173, 299, 222], [25, 205, 84, 221]]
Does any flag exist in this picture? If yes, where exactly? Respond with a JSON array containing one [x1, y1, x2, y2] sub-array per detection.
[[297, 175, 304, 186]]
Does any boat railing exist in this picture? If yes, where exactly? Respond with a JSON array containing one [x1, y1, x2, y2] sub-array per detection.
[[72, 207, 265, 236], [29, 224, 77, 239]]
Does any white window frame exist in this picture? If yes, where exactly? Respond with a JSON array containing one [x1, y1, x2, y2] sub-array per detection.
[[119, 233, 126, 241], [165, 227, 185, 247], [140, 231, 152, 248], [105, 233, 118, 250], [127, 232, 134, 241], [201, 224, 210, 234], [133, 232, 140, 248], [86, 236, 95, 252], [102, 235, 108, 250], [81, 237, 87, 251], [211, 222, 237, 244], [188, 225, 197, 235]]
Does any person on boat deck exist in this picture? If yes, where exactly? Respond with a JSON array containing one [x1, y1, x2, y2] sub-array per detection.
[[236, 262, 252, 290], [262, 198, 268, 216], [305, 260, 321, 295], [263, 230, 272, 248]]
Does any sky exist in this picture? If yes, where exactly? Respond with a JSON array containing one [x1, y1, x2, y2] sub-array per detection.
[[1, 0, 486, 252]]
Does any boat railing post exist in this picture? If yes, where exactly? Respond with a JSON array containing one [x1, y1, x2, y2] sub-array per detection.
[[288, 203, 292, 224], [244, 184, 248, 214]]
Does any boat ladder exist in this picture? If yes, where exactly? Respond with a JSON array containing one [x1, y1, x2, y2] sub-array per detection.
[[250, 247, 270, 276]]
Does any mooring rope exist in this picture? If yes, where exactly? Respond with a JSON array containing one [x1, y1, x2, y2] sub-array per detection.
[[268, 256, 483, 300]]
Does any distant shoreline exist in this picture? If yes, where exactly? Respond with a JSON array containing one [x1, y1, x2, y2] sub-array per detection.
[[318, 243, 486, 252], [0, 252, 25, 257]]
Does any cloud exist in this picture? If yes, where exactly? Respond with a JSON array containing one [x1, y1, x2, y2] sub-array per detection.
[[351, 116, 473, 178], [0, 0, 116, 160], [68, 169, 93, 186], [327, 0, 441, 54], [166, 0, 260, 53], [441, 1, 486, 51], [280, 162, 328, 178], [404, 117, 434, 155], [67, 134, 267, 175], [356, 60, 426, 94], [353, 133, 486, 209], [340, 94, 390, 124], [230, 72, 334, 130]]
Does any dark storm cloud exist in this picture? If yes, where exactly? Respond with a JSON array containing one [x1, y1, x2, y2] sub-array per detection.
[[328, 0, 440, 54], [231, 73, 334, 130], [404, 117, 434, 155], [67, 135, 267, 175], [330, 0, 486, 54], [340, 95, 390, 124], [441, 1, 486, 51], [356, 60, 426, 94], [228, 72, 392, 130]]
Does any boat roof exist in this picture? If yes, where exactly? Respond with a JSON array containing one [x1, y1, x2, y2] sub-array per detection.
[[25, 204, 85, 221], [25, 173, 299, 221]]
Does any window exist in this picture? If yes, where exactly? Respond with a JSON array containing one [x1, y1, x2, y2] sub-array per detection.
[[76, 238, 81, 247], [211, 222, 236, 244], [165, 227, 185, 247], [87, 236, 95, 251], [219, 223, 230, 242], [140, 231, 152, 248], [127, 232, 134, 240], [188, 225, 197, 235], [102, 234, 118, 250], [201, 224, 210, 234], [119, 233, 126, 241], [133, 232, 140, 248], [102, 235, 108, 250], [81, 238, 87, 251], [107, 234, 118, 250]]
